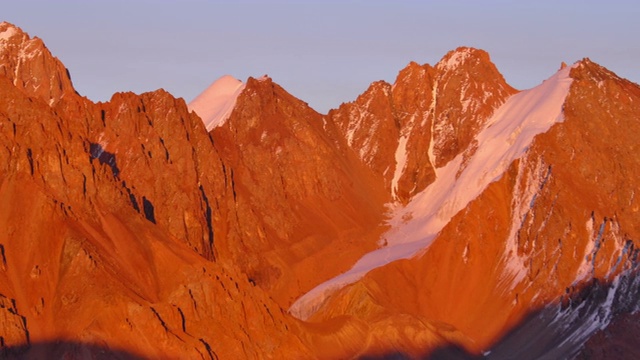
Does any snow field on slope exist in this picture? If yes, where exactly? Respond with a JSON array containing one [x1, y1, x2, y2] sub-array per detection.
[[188, 75, 245, 131], [289, 65, 575, 320]]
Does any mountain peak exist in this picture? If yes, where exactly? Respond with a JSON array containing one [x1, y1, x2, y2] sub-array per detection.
[[571, 57, 625, 83], [245, 74, 276, 89], [187, 75, 245, 131], [251, 74, 271, 82], [394, 61, 433, 86], [435, 46, 490, 72], [0, 22, 33, 51], [403, 60, 429, 71], [0, 21, 76, 106]]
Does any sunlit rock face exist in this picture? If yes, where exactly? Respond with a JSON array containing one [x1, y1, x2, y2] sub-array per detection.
[[329, 47, 516, 204], [0, 23, 309, 359], [208, 74, 390, 309], [2, 21, 640, 359], [0, 22, 76, 105]]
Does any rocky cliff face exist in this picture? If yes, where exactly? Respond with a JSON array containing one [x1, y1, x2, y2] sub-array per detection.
[[329, 47, 516, 203], [1, 21, 639, 359], [0, 22, 76, 106], [0, 23, 309, 359]]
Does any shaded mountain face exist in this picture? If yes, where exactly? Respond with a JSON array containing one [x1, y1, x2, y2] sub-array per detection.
[[2, 21, 640, 359]]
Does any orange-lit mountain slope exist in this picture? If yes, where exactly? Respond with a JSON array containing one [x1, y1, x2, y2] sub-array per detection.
[[2, 21, 640, 359]]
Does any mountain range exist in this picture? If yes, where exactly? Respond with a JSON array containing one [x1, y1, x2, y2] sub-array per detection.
[[1, 21, 639, 359]]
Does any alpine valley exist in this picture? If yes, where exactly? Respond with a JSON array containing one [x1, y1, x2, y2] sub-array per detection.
[[1, 21, 639, 359]]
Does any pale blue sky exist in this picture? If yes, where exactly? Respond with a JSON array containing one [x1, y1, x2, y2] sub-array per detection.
[[4, 1, 639, 113]]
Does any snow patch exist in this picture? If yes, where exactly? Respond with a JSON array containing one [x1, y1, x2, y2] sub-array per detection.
[[462, 244, 470, 264], [0, 24, 18, 42], [290, 65, 575, 320], [188, 75, 245, 131], [574, 215, 605, 283]]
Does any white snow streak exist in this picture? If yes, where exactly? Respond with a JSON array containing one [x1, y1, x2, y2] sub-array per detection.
[[575, 216, 598, 283], [188, 75, 245, 131], [290, 65, 575, 320], [391, 135, 409, 198], [500, 157, 550, 287], [427, 80, 438, 167]]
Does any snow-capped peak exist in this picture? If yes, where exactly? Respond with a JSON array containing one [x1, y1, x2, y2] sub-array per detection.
[[188, 75, 245, 131]]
